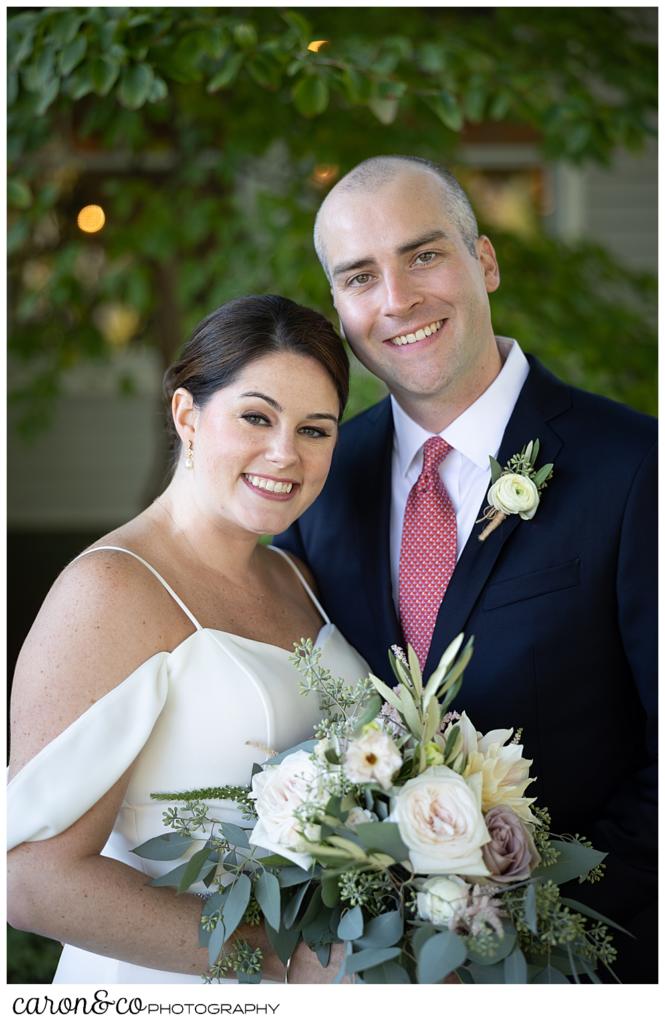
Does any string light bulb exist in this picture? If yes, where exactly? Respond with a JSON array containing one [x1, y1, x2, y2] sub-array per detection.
[[77, 205, 106, 233]]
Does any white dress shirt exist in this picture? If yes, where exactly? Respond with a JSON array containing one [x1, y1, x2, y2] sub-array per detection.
[[390, 336, 530, 612]]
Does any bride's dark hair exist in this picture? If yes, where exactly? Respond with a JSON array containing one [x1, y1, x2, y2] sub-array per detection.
[[163, 294, 349, 469]]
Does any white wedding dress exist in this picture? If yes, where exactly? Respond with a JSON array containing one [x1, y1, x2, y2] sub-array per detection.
[[7, 545, 370, 984]]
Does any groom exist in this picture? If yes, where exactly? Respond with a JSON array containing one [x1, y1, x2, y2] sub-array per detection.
[[275, 156, 657, 981]]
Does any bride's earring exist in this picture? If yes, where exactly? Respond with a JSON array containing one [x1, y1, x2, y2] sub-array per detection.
[[185, 439, 194, 470]]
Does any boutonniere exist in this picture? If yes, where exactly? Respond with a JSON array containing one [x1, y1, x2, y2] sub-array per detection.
[[477, 439, 554, 542]]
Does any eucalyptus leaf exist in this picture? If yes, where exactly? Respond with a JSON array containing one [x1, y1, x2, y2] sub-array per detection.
[[354, 822, 409, 861], [221, 874, 252, 939], [534, 463, 554, 487], [219, 821, 250, 850], [361, 962, 411, 984], [410, 924, 436, 960], [466, 923, 516, 965], [338, 905, 364, 940], [504, 946, 528, 983], [255, 870, 281, 931], [524, 882, 538, 934], [489, 455, 504, 483], [560, 898, 633, 937], [531, 965, 571, 984], [265, 739, 316, 765], [534, 840, 606, 885], [278, 865, 314, 888], [208, 918, 226, 966], [179, 846, 216, 893], [283, 881, 311, 929], [236, 971, 262, 984], [321, 874, 340, 908], [133, 835, 195, 860], [417, 930, 467, 983], [265, 921, 300, 965], [149, 862, 190, 888], [345, 946, 401, 975], [466, 961, 506, 983], [354, 909, 403, 949], [355, 695, 383, 730]]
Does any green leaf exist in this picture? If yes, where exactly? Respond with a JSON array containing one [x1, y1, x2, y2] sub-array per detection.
[[207, 52, 244, 92], [406, 644, 422, 694], [345, 946, 401, 975], [421, 632, 466, 706], [8, 179, 32, 211], [59, 36, 87, 76], [443, 723, 461, 762], [22, 47, 55, 92], [283, 881, 311, 929], [395, 683, 422, 738], [534, 840, 606, 885], [388, 649, 412, 691], [321, 874, 340, 908], [219, 821, 250, 850], [368, 98, 399, 125], [489, 455, 504, 483], [48, 10, 81, 46], [292, 74, 329, 117], [255, 871, 281, 931], [338, 905, 364, 940], [531, 965, 571, 984], [178, 846, 215, 892], [149, 862, 190, 888], [428, 92, 464, 132], [354, 909, 403, 949], [560, 898, 634, 937], [265, 921, 301, 965], [361, 961, 411, 983], [132, 832, 196, 861], [233, 23, 258, 50], [368, 675, 404, 717], [118, 63, 154, 109], [524, 882, 538, 934], [354, 822, 409, 862], [490, 89, 512, 120], [247, 54, 282, 91], [208, 918, 226, 966], [148, 75, 168, 102], [341, 67, 372, 104], [534, 463, 554, 487], [88, 56, 119, 96], [503, 946, 528, 983], [34, 76, 60, 116], [355, 694, 383, 730], [278, 865, 314, 888], [221, 874, 252, 939], [417, 930, 467, 983], [64, 65, 92, 100]]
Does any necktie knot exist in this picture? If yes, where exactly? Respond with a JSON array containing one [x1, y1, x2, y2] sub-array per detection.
[[419, 436, 452, 486]]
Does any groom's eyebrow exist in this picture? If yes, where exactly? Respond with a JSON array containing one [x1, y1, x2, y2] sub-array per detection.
[[331, 230, 450, 279], [240, 391, 339, 423]]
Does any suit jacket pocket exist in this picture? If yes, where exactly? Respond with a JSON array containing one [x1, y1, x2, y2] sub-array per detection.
[[482, 557, 581, 610]]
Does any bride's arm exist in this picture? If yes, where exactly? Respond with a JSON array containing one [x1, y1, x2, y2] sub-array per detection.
[[7, 553, 338, 982]]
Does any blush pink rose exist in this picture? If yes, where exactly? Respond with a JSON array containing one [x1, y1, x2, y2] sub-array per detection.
[[482, 805, 540, 882]]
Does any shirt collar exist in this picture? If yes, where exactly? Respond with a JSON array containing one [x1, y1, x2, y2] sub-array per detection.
[[391, 337, 530, 477]]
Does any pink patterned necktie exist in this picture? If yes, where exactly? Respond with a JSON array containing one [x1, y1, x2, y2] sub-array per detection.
[[399, 436, 457, 669]]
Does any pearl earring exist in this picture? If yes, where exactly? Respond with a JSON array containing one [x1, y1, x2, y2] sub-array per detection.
[[185, 439, 194, 470]]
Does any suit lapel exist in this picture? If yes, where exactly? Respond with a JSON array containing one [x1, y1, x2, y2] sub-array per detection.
[[422, 357, 570, 677], [351, 398, 402, 657]]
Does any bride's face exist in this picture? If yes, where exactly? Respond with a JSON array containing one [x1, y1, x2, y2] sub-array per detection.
[[189, 351, 340, 537]]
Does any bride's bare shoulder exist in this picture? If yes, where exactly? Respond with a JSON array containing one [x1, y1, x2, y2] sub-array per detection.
[[9, 536, 189, 771]]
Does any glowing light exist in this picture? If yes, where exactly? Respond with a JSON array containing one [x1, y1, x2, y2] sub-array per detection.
[[307, 40, 329, 53], [77, 205, 106, 233], [311, 164, 340, 187]]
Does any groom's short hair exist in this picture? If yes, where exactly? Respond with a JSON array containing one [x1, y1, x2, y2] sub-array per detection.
[[313, 155, 480, 281]]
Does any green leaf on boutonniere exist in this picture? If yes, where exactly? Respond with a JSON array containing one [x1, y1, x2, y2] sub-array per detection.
[[489, 455, 504, 483], [534, 463, 554, 487]]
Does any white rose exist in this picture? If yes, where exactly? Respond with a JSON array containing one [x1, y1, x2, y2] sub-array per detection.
[[248, 750, 321, 869], [390, 766, 491, 875], [488, 473, 540, 520], [344, 725, 403, 790], [416, 875, 470, 927]]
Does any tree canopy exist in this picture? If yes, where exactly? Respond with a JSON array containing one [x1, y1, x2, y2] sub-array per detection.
[[8, 6, 657, 437]]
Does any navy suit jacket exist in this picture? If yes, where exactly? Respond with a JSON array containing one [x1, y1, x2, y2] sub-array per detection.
[[276, 356, 657, 980]]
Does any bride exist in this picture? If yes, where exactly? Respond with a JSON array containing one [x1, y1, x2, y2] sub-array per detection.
[[7, 294, 369, 984]]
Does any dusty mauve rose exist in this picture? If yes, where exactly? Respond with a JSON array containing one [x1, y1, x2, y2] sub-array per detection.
[[482, 805, 540, 882]]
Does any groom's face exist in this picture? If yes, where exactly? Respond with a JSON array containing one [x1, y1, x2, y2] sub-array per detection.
[[321, 169, 500, 417]]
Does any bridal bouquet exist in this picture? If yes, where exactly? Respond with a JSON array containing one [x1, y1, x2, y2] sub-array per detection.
[[136, 636, 622, 984]]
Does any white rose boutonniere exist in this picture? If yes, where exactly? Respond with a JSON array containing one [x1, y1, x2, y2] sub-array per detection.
[[478, 439, 553, 541]]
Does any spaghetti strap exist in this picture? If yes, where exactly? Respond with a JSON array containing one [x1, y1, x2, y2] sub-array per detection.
[[70, 545, 204, 631], [268, 545, 331, 624]]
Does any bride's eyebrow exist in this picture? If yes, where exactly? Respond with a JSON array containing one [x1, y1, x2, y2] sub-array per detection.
[[240, 391, 338, 424]]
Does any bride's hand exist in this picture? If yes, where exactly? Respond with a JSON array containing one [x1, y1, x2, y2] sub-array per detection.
[[287, 941, 351, 984]]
